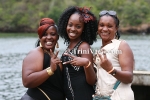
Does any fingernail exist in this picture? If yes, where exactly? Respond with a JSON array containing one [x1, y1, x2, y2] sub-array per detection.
[[63, 62, 66, 64]]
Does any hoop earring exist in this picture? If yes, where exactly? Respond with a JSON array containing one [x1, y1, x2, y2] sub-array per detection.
[[40, 42, 42, 47], [55, 42, 59, 48]]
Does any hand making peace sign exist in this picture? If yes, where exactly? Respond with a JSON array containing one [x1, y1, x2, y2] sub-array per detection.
[[49, 49, 62, 71], [62, 53, 90, 67], [97, 49, 113, 72]]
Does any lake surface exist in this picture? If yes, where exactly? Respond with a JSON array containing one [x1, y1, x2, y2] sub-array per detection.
[[0, 35, 150, 100]]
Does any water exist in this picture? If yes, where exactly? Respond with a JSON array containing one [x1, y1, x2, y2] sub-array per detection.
[[0, 35, 150, 100]]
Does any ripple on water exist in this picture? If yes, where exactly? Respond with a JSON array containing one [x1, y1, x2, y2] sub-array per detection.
[[0, 53, 27, 100], [0, 36, 150, 100]]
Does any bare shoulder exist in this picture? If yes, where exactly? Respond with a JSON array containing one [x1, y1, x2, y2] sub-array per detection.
[[78, 42, 92, 57], [119, 40, 133, 58], [78, 41, 90, 49], [22, 47, 44, 71], [23, 47, 43, 62], [119, 40, 132, 51]]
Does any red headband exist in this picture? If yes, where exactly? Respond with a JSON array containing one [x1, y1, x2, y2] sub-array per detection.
[[39, 18, 54, 26], [38, 18, 55, 38], [76, 7, 95, 23]]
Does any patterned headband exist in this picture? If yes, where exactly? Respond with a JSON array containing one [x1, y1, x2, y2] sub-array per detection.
[[76, 7, 95, 23]]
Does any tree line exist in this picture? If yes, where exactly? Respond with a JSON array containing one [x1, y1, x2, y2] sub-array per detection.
[[0, 0, 150, 34]]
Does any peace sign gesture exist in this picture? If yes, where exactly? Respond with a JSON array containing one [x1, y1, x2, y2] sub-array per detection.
[[97, 49, 113, 72], [49, 49, 62, 71], [63, 53, 89, 67]]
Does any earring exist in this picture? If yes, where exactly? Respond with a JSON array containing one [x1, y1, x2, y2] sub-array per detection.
[[96, 31, 98, 35], [55, 42, 59, 48], [40, 42, 42, 47], [115, 32, 118, 39]]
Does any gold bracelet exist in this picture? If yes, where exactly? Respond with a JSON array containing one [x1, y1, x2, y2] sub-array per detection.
[[108, 67, 114, 74], [46, 67, 54, 76], [85, 61, 91, 68]]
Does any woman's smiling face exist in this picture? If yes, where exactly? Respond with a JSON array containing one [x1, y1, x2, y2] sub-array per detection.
[[40, 26, 59, 50], [98, 15, 118, 42], [66, 13, 84, 41]]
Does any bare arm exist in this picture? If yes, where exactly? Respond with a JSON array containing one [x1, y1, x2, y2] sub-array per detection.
[[98, 41, 134, 84], [22, 48, 49, 88], [78, 42, 96, 85], [63, 42, 96, 85], [115, 41, 134, 83], [22, 47, 61, 88]]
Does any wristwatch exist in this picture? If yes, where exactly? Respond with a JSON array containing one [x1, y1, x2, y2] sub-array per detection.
[[111, 69, 117, 76]]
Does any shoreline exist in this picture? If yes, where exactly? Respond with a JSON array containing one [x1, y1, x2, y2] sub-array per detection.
[[0, 24, 150, 35]]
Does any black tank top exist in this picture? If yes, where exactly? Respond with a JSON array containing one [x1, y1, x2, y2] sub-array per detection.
[[61, 41, 94, 100], [27, 53, 65, 100]]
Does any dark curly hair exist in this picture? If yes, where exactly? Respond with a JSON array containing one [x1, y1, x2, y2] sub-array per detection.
[[58, 6, 98, 45]]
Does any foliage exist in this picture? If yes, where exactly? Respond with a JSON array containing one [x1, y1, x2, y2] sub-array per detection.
[[0, 0, 150, 33]]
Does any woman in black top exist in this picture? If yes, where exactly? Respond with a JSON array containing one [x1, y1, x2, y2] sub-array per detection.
[[21, 18, 65, 100], [58, 6, 97, 100]]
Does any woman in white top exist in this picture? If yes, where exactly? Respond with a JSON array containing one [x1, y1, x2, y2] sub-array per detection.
[[93, 10, 134, 100]]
